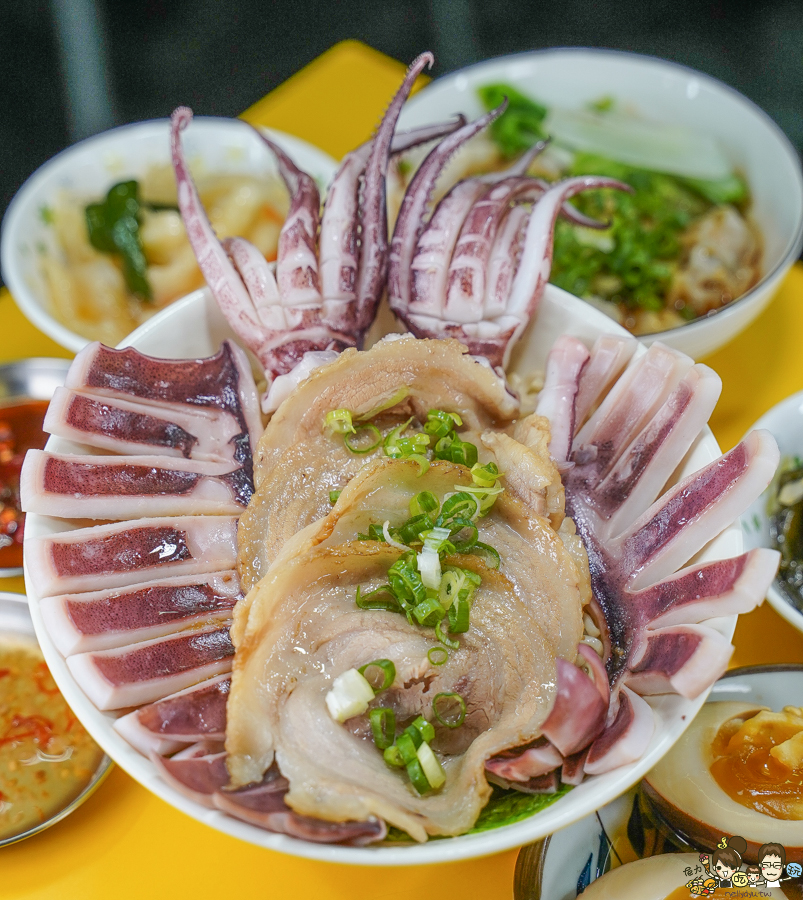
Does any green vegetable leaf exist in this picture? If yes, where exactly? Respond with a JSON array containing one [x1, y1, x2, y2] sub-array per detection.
[[382, 784, 573, 842], [85, 180, 153, 301], [477, 83, 548, 158]]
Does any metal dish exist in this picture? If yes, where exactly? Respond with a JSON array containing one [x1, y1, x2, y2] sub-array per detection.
[[0, 591, 112, 847], [0, 357, 71, 578]]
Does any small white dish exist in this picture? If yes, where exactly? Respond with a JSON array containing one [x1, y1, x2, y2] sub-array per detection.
[[22, 283, 743, 865], [741, 389, 803, 633], [398, 48, 803, 360], [0, 118, 338, 353], [520, 664, 803, 899]]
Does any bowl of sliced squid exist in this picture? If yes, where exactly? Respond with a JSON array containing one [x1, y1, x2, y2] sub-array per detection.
[[18, 279, 778, 865]]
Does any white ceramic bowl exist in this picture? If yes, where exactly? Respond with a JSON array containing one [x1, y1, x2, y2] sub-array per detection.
[[397, 48, 803, 360], [0, 118, 338, 353], [22, 283, 743, 865], [741, 389, 803, 633], [521, 665, 803, 900]]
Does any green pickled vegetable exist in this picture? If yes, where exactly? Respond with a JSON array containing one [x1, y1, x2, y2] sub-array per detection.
[[85, 181, 152, 301]]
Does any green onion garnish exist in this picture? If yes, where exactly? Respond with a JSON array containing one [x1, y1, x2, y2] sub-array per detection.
[[406, 757, 431, 794], [428, 646, 448, 666], [369, 707, 396, 749], [359, 659, 396, 693], [424, 409, 462, 438], [412, 596, 446, 628], [439, 492, 480, 523], [471, 461, 502, 487], [329, 490, 341, 505], [416, 741, 446, 789], [355, 584, 401, 611], [388, 553, 427, 605], [344, 423, 382, 454], [448, 597, 471, 633], [383, 744, 404, 767], [324, 408, 356, 435], [434, 621, 460, 650], [408, 716, 436, 744], [410, 491, 439, 518], [472, 542, 501, 569], [433, 692, 466, 729], [396, 730, 420, 763]]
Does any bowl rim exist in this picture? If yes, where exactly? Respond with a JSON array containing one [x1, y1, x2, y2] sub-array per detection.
[[0, 590, 113, 848], [740, 387, 803, 634], [402, 45, 803, 342], [0, 116, 339, 353], [21, 283, 742, 866]]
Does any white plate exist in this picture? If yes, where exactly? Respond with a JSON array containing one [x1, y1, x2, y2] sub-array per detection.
[[525, 664, 803, 900], [1, 117, 338, 353], [397, 48, 803, 360], [22, 284, 742, 865], [741, 389, 803, 633]]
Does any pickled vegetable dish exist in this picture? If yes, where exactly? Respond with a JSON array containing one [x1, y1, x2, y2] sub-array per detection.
[[768, 456, 803, 610]]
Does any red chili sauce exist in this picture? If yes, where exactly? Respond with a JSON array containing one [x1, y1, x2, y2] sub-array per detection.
[[0, 400, 49, 569]]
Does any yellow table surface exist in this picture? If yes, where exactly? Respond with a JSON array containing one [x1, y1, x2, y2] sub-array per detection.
[[1, 38, 802, 900]]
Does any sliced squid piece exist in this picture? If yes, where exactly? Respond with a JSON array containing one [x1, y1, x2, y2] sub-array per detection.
[[239, 335, 519, 589], [26, 516, 238, 598], [64, 340, 262, 465], [21, 452, 251, 519], [114, 674, 230, 756], [44, 388, 244, 462], [150, 742, 230, 806], [67, 623, 234, 710], [226, 448, 586, 841], [40, 572, 242, 655], [583, 686, 655, 776]]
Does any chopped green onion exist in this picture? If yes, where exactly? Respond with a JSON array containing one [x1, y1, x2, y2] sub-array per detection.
[[416, 546, 442, 591], [450, 440, 478, 468], [355, 387, 410, 421], [369, 707, 396, 749], [439, 492, 480, 523], [325, 668, 375, 722], [409, 491, 439, 518], [424, 409, 462, 439], [398, 513, 435, 544], [383, 418, 414, 458], [408, 716, 436, 744], [355, 584, 400, 611], [449, 519, 478, 552], [472, 541, 501, 569], [421, 526, 453, 553], [359, 659, 397, 692], [416, 741, 446, 789], [324, 408, 355, 435], [329, 490, 341, 505], [406, 757, 431, 794], [357, 523, 388, 542], [383, 520, 410, 552], [388, 554, 427, 605], [471, 461, 502, 488], [433, 692, 466, 729], [344, 423, 382, 454], [412, 596, 446, 628], [434, 621, 460, 650], [448, 598, 471, 633], [407, 452, 430, 476], [428, 646, 449, 666], [396, 730, 420, 762], [383, 745, 404, 767]]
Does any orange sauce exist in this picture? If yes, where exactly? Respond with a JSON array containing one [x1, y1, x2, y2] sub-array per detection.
[[0, 635, 105, 841], [0, 399, 49, 569], [710, 709, 803, 820]]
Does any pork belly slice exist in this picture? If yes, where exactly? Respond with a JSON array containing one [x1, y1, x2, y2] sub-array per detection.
[[44, 387, 244, 462], [65, 340, 262, 469], [41, 571, 242, 655], [114, 674, 230, 756], [21, 451, 251, 519], [26, 516, 238, 597], [67, 623, 234, 710]]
